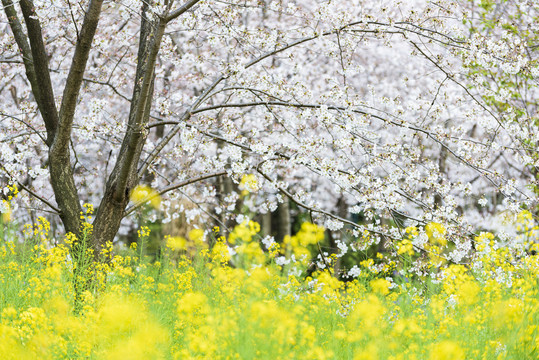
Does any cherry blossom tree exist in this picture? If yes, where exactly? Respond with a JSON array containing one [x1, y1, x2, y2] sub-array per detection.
[[1, 0, 538, 263]]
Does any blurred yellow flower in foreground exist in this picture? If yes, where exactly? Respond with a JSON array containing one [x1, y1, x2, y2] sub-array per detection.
[[166, 235, 187, 251], [429, 340, 465, 360], [370, 278, 391, 296], [188, 228, 204, 242], [130, 184, 161, 209]]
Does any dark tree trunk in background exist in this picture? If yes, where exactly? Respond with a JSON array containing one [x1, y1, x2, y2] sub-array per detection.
[[273, 199, 291, 242], [260, 212, 272, 238]]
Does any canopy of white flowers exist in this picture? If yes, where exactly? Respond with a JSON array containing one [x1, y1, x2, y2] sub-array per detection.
[[1, 0, 538, 262]]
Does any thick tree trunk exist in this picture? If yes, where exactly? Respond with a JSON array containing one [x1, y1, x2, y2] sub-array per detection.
[[48, 151, 83, 235], [91, 6, 165, 254], [47, 0, 105, 238]]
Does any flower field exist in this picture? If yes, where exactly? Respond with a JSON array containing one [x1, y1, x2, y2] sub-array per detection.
[[2, 1, 539, 359], [0, 214, 538, 360]]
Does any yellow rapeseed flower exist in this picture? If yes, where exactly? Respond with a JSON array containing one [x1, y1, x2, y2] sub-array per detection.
[[177, 292, 209, 315], [130, 184, 161, 209], [370, 278, 391, 296], [397, 239, 414, 256], [426, 222, 446, 245], [429, 340, 465, 360], [349, 294, 388, 338], [166, 235, 187, 251], [188, 228, 205, 243], [491, 298, 524, 329], [457, 280, 480, 306], [137, 226, 151, 238]]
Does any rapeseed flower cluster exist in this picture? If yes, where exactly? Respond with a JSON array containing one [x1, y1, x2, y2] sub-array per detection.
[[0, 212, 538, 358], [0, 183, 18, 223]]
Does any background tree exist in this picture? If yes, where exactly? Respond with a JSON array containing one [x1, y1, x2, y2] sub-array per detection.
[[0, 0, 537, 267]]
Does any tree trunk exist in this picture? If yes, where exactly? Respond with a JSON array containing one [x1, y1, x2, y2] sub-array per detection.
[[273, 198, 291, 242], [91, 5, 165, 255], [261, 211, 272, 238]]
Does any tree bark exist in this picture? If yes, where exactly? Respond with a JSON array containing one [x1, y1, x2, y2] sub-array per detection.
[[92, 5, 166, 254], [273, 198, 291, 242], [18, 0, 59, 145], [47, 0, 104, 237], [261, 211, 272, 238]]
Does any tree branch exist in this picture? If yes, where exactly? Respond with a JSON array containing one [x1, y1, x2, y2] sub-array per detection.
[[166, 0, 201, 23], [114, 17, 167, 202], [1, 0, 40, 98], [192, 100, 517, 190], [139, 19, 431, 173], [56, 0, 104, 154], [17, 181, 61, 214], [124, 171, 226, 215], [14, 0, 59, 145], [0, 164, 60, 214], [255, 166, 390, 239]]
